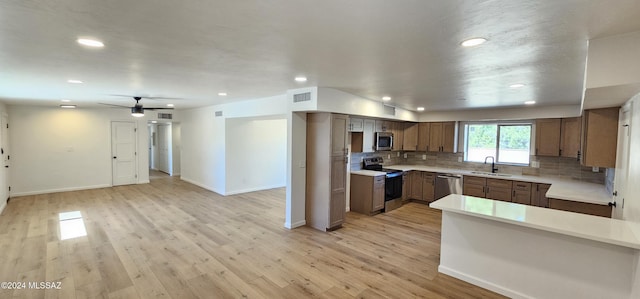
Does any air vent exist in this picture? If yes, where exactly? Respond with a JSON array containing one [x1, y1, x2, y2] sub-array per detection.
[[215, 111, 223, 117], [157, 113, 173, 119], [293, 92, 311, 103], [383, 105, 396, 116]]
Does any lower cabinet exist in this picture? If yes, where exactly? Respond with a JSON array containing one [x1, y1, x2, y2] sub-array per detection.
[[486, 179, 512, 202], [463, 176, 486, 198], [511, 181, 532, 205], [401, 172, 410, 202], [531, 183, 551, 208], [409, 171, 423, 200], [349, 174, 386, 215], [407, 171, 436, 202], [548, 198, 612, 218]]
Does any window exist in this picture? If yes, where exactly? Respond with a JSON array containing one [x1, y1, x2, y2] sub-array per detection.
[[464, 123, 532, 165]]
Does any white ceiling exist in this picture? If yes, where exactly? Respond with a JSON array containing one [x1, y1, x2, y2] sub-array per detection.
[[2, 0, 640, 112]]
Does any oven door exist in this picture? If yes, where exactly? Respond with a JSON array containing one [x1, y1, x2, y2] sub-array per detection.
[[385, 173, 403, 201]]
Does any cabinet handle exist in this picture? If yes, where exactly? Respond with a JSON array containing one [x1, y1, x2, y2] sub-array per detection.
[[513, 190, 516, 197]]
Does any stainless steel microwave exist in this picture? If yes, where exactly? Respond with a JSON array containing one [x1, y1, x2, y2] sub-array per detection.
[[375, 132, 393, 151]]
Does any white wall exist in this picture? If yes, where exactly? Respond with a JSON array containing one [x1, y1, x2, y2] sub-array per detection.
[[587, 31, 640, 88], [225, 117, 287, 194], [624, 93, 640, 222], [419, 104, 582, 122], [7, 105, 170, 196], [171, 122, 181, 176]]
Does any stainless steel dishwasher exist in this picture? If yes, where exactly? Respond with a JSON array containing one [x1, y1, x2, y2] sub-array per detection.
[[435, 173, 463, 200]]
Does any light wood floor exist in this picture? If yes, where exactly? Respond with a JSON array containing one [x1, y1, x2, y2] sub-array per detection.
[[0, 176, 505, 299]]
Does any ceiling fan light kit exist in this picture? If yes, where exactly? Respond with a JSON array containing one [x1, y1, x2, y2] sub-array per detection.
[[131, 106, 145, 117], [98, 96, 175, 117]]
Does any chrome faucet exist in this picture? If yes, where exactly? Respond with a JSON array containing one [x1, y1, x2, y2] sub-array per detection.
[[484, 156, 498, 173]]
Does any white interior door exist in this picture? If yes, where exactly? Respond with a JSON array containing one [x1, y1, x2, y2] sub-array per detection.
[[112, 121, 137, 186], [157, 124, 171, 174], [0, 114, 8, 202], [613, 103, 632, 219]]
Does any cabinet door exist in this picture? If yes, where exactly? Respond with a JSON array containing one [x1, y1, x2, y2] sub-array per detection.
[[531, 183, 551, 208], [442, 122, 456, 153], [417, 123, 431, 152], [362, 119, 376, 153], [392, 122, 404, 151], [535, 118, 561, 156], [422, 172, 435, 202], [349, 118, 364, 132], [372, 176, 385, 212], [331, 114, 348, 156], [582, 108, 619, 167], [409, 172, 423, 199], [486, 187, 512, 202], [512, 181, 532, 205], [429, 122, 444, 152], [560, 117, 581, 158], [375, 120, 391, 132], [403, 123, 419, 151], [402, 173, 409, 202], [329, 155, 347, 229], [463, 183, 486, 198]]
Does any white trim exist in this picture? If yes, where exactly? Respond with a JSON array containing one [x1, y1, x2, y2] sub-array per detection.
[[180, 177, 223, 195], [137, 180, 150, 184], [170, 172, 180, 176], [224, 184, 285, 196], [0, 201, 6, 215], [10, 184, 112, 197], [438, 265, 531, 299], [284, 220, 306, 229]]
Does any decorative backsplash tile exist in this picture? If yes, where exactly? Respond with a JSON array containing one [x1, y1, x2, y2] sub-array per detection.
[[350, 151, 605, 184]]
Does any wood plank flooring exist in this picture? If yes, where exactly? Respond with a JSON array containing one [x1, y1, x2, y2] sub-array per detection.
[[0, 176, 505, 298]]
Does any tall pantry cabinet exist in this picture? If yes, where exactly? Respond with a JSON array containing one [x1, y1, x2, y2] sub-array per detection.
[[306, 113, 348, 231]]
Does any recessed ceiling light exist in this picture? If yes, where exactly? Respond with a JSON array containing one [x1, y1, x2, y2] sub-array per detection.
[[461, 37, 487, 47], [417, 107, 425, 111], [218, 92, 228, 96], [294, 76, 307, 82], [166, 104, 174, 107], [524, 101, 536, 105], [60, 105, 76, 109], [382, 96, 391, 101], [77, 38, 104, 48], [61, 99, 71, 102], [151, 121, 158, 124], [510, 83, 526, 89], [67, 79, 83, 84]]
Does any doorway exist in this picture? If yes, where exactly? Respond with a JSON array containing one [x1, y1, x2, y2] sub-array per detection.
[[0, 113, 9, 205], [613, 103, 632, 219], [148, 121, 180, 179]]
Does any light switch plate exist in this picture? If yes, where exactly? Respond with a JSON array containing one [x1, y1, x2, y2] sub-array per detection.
[[387, 154, 391, 159], [458, 157, 462, 162], [592, 166, 599, 172], [531, 161, 540, 168], [422, 154, 426, 160], [403, 153, 407, 159], [298, 160, 306, 168]]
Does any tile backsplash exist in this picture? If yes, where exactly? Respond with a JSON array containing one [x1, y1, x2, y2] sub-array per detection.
[[350, 151, 606, 184]]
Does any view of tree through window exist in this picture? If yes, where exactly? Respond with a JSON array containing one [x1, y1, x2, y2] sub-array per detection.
[[465, 124, 531, 165]]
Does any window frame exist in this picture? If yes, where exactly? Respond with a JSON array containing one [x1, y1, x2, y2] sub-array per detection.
[[463, 121, 533, 166]]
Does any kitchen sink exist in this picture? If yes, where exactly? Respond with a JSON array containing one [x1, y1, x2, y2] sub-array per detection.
[[470, 171, 512, 177]]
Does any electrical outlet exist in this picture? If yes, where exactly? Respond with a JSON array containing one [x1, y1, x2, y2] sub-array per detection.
[[531, 161, 540, 168], [422, 154, 426, 160], [592, 166, 600, 172], [403, 153, 407, 159], [457, 157, 462, 162], [298, 160, 306, 168], [387, 154, 391, 159], [397, 152, 400, 157]]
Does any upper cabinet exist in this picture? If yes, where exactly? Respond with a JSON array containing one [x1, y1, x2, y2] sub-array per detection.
[[429, 122, 457, 153], [348, 117, 364, 132], [375, 120, 391, 132], [535, 118, 561, 156], [391, 121, 404, 151], [582, 107, 619, 168], [417, 123, 430, 151], [403, 123, 419, 151], [560, 117, 581, 158]]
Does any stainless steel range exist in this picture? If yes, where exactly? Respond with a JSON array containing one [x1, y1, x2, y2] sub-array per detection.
[[362, 157, 403, 211]]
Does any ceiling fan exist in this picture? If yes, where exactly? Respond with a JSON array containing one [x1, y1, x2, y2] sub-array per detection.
[[99, 96, 176, 117]]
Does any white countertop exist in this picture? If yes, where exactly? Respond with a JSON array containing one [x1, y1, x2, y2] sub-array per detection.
[[351, 169, 387, 177], [382, 164, 612, 205], [430, 194, 640, 250]]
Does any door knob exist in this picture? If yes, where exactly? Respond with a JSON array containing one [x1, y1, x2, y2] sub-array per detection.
[[113, 156, 117, 159]]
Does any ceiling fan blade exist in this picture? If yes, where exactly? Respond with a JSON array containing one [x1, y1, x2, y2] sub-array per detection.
[[107, 94, 183, 100], [143, 107, 175, 110], [98, 102, 131, 108]]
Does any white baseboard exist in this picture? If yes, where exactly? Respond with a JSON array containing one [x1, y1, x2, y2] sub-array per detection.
[[224, 184, 285, 196], [0, 201, 6, 215], [137, 180, 150, 184], [438, 265, 530, 299], [180, 177, 224, 196], [170, 172, 180, 176], [10, 184, 113, 197], [284, 220, 306, 229]]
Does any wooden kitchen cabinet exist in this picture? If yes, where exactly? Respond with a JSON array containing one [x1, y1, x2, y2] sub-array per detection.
[[391, 121, 404, 151], [511, 181, 532, 205], [375, 120, 391, 132], [463, 176, 487, 198], [409, 171, 423, 200], [428, 122, 457, 153], [306, 113, 348, 231], [535, 118, 561, 156], [421, 172, 436, 202], [560, 117, 581, 158], [349, 174, 385, 215], [582, 107, 619, 167], [348, 117, 364, 132], [531, 183, 551, 208], [403, 123, 419, 151], [402, 172, 410, 202], [486, 178, 512, 202], [549, 198, 612, 218], [417, 122, 431, 151]]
